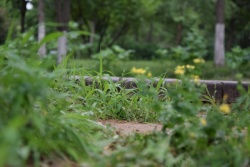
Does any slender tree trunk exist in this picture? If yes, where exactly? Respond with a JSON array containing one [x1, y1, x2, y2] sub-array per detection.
[[226, 19, 234, 51], [214, 0, 225, 67], [38, 0, 46, 57], [89, 21, 95, 44], [55, 0, 70, 64], [20, 0, 28, 33], [176, 23, 183, 45], [135, 29, 139, 42], [147, 22, 153, 42]]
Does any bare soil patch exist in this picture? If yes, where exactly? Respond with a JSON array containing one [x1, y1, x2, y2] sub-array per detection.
[[98, 119, 163, 135]]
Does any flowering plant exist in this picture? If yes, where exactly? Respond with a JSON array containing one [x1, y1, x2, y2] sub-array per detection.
[[131, 67, 152, 77]]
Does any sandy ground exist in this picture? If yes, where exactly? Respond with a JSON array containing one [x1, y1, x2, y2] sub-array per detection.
[[98, 119, 163, 135]]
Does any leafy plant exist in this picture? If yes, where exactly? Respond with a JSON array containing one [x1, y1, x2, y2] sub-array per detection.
[[226, 46, 250, 69], [170, 29, 207, 64], [91, 45, 133, 72]]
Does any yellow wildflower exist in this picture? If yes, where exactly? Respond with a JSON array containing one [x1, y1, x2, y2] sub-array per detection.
[[219, 104, 230, 114], [147, 72, 152, 77], [174, 65, 185, 75], [193, 58, 205, 64], [200, 118, 207, 126], [192, 75, 200, 84], [186, 64, 195, 69], [131, 67, 146, 75]]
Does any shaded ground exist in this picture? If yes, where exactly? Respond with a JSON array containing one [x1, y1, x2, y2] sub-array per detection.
[[98, 119, 163, 135]]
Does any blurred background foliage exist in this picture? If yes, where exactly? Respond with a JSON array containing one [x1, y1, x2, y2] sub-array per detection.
[[0, 0, 250, 79], [0, 0, 249, 60]]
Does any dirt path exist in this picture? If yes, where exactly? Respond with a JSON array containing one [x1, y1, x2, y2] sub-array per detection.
[[98, 119, 163, 135]]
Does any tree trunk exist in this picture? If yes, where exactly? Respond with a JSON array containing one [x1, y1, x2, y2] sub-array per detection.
[[147, 22, 153, 42], [57, 33, 67, 64], [38, 0, 46, 57], [89, 21, 95, 44], [20, 0, 28, 33], [176, 23, 183, 45], [214, 0, 225, 67], [55, 0, 70, 64]]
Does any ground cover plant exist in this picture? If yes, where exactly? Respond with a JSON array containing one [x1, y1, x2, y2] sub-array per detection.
[[1, 32, 250, 167], [70, 58, 250, 81]]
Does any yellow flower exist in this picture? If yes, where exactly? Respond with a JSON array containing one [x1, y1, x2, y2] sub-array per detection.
[[186, 64, 195, 69], [192, 75, 200, 84], [147, 72, 152, 77], [200, 118, 207, 126], [131, 67, 146, 75], [219, 104, 230, 114], [174, 65, 185, 75], [193, 58, 205, 64]]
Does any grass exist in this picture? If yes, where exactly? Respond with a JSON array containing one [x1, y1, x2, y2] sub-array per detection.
[[69, 58, 250, 81]]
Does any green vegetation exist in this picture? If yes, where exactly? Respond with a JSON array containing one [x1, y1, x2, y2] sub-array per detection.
[[1, 0, 250, 60], [1, 0, 250, 166], [70, 59, 250, 81], [1, 31, 250, 166]]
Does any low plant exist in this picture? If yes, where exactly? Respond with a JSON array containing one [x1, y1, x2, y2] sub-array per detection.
[[158, 29, 208, 65], [226, 46, 250, 69]]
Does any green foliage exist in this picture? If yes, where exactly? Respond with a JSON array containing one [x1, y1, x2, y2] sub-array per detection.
[[157, 72, 250, 166], [0, 32, 99, 166], [170, 29, 208, 64], [2, 31, 250, 166], [91, 45, 133, 72], [95, 133, 185, 167], [122, 40, 160, 60], [226, 46, 250, 69], [71, 59, 250, 80], [0, 7, 9, 44]]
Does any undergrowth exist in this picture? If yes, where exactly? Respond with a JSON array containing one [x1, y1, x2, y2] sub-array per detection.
[[1, 30, 250, 167]]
